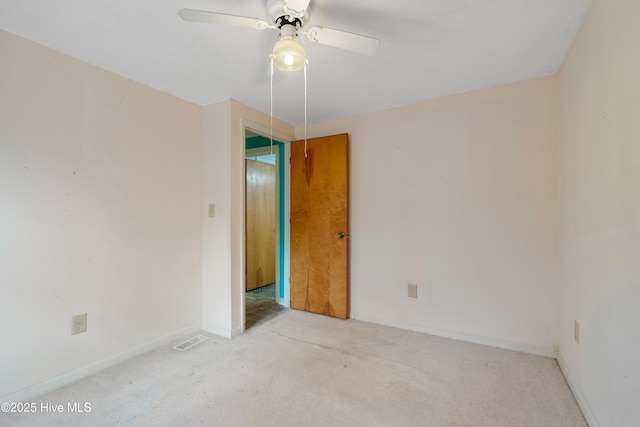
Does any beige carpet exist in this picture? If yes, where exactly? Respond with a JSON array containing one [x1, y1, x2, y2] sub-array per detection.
[[2, 310, 586, 426]]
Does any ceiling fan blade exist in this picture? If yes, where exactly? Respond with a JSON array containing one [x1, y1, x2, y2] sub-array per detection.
[[304, 26, 380, 55], [178, 8, 273, 30]]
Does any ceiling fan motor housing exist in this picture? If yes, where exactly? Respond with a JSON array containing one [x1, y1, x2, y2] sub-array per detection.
[[276, 16, 302, 36]]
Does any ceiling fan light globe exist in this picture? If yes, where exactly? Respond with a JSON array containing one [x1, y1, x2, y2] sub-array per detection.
[[272, 38, 308, 71]]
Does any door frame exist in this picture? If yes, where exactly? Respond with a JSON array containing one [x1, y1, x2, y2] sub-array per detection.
[[243, 124, 291, 313]]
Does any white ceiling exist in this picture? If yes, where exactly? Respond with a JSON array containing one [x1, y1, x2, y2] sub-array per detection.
[[0, 0, 592, 125]]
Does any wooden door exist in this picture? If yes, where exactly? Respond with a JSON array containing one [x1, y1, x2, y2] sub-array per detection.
[[290, 133, 349, 319], [245, 159, 276, 291]]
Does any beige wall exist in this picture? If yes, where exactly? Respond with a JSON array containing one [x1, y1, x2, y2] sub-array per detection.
[[0, 30, 203, 398], [297, 76, 559, 355], [557, 0, 640, 425], [201, 101, 233, 336]]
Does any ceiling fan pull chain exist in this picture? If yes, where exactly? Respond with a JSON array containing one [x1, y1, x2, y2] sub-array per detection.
[[304, 64, 308, 158], [270, 59, 274, 155]]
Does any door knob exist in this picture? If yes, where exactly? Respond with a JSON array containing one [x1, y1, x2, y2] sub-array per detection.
[[336, 232, 348, 239]]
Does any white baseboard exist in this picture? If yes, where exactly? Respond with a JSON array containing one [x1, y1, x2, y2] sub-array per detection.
[[2, 324, 201, 403], [352, 315, 557, 358], [202, 322, 240, 338], [230, 325, 244, 338], [202, 322, 250, 338], [202, 322, 232, 338], [557, 352, 598, 427]]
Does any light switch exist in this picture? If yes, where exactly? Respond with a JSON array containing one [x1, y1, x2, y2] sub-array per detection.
[[208, 204, 216, 218], [408, 283, 418, 298]]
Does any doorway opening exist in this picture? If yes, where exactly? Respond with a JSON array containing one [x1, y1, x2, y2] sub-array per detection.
[[244, 129, 289, 329]]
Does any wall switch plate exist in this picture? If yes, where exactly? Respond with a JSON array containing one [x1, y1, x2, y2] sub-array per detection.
[[208, 204, 216, 218], [408, 283, 418, 298], [72, 313, 87, 335], [574, 319, 580, 345]]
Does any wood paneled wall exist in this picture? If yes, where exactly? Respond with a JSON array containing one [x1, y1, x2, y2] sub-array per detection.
[[245, 159, 276, 291]]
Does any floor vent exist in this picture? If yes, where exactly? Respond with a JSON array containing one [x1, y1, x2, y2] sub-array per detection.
[[173, 334, 209, 351]]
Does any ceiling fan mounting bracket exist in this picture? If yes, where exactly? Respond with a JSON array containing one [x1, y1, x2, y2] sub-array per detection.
[[267, 0, 309, 27]]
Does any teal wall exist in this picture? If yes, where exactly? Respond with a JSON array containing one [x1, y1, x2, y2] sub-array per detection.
[[245, 136, 285, 299]]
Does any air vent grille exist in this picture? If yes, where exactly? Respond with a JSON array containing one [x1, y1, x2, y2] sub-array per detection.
[[173, 334, 209, 351]]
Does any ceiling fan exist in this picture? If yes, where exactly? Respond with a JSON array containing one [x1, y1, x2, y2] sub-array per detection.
[[178, 0, 380, 71]]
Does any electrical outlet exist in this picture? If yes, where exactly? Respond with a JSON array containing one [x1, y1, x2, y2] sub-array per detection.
[[574, 319, 580, 345], [408, 283, 418, 298], [72, 313, 87, 335]]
